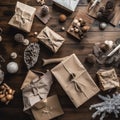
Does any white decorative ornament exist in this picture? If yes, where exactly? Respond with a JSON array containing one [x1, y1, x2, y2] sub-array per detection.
[[104, 40, 113, 49], [10, 52, 17, 59], [23, 39, 30, 46], [7, 62, 19, 74]]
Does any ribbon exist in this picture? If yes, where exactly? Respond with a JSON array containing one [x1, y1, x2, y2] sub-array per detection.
[[30, 77, 49, 99], [42, 31, 58, 51], [62, 63, 89, 98], [15, 8, 32, 28]]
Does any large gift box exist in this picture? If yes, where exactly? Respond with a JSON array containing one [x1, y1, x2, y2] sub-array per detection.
[[51, 54, 100, 108], [37, 26, 65, 53], [53, 0, 80, 13], [31, 95, 64, 120], [97, 69, 120, 91], [21, 70, 53, 111], [8, 1, 36, 32]]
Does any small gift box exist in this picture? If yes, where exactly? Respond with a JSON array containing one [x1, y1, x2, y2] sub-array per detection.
[[31, 95, 64, 120], [53, 0, 79, 13], [21, 70, 53, 111], [97, 69, 119, 91], [8, 1, 36, 32], [37, 26, 65, 53], [51, 54, 100, 108]]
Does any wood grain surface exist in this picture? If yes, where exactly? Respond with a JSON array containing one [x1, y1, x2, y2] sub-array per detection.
[[0, 0, 120, 120]]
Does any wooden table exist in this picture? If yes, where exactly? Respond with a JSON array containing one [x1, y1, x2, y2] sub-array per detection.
[[0, 0, 120, 120]]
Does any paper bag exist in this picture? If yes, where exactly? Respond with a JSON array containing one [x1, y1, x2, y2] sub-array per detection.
[[51, 54, 100, 108], [31, 95, 64, 120], [8, 1, 36, 32], [53, 0, 79, 13], [22, 70, 53, 111], [37, 26, 65, 53], [97, 69, 119, 91]]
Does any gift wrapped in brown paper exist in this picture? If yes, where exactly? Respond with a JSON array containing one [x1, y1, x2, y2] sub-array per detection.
[[31, 95, 64, 120], [97, 69, 119, 91], [37, 26, 65, 53], [21, 70, 53, 111], [51, 54, 100, 108], [8, 1, 36, 32]]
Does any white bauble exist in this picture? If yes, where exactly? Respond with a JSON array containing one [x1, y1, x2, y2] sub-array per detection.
[[0, 69, 4, 84], [7, 62, 18, 74]]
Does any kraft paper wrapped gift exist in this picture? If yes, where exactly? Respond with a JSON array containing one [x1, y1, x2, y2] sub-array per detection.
[[51, 54, 100, 108], [21, 70, 53, 111], [97, 69, 120, 91], [8, 1, 36, 32], [37, 26, 65, 53], [31, 95, 64, 120], [53, 0, 79, 13]]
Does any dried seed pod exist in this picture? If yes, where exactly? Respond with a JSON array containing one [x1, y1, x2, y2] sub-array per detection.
[[81, 26, 90, 32], [86, 54, 96, 64], [0, 85, 5, 90], [70, 27, 74, 32], [105, 0, 114, 10], [1, 96, 7, 103], [73, 19, 79, 27], [100, 43, 109, 52], [6, 94, 13, 100], [99, 6, 105, 13], [79, 18, 83, 22], [8, 89, 13, 94], [80, 20, 86, 27], [41, 5, 49, 17], [14, 33, 24, 43], [74, 28, 79, 33], [0, 94, 5, 99], [59, 14, 67, 22], [96, 12, 103, 20]]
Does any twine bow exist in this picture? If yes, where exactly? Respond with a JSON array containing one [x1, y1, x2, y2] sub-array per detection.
[[30, 78, 48, 99], [15, 8, 32, 27], [62, 63, 89, 98]]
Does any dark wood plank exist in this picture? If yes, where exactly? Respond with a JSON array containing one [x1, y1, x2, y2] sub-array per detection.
[[0, 0, 120, 120]]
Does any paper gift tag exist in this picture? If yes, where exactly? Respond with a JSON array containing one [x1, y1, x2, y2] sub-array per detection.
[[8, 1, 36, 32], [37, 26, 65, 53], [97, 69, 119, 91], [53, 0, 80, 13], [51, 54, 100, 108], [31, 95, 64, 120]]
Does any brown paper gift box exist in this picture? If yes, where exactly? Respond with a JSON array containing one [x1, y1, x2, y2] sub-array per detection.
[[51, 54, 100, 108], [21, 70, 53, 111], [21, 70, 39, 90], [8, 1, 36, 32], [31, 95, 64, 120], [37, 26, 65, 53], [97, 68, 120, 91]]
